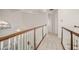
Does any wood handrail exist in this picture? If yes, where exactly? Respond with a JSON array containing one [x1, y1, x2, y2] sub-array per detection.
[[74, 25, 79, 28], [0, 24, 47, 42], [61, 27, 79, 50], [62, 27, 79, 37]]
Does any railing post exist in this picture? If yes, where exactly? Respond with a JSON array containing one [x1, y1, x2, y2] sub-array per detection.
[[61, 27, 63, 43], [34, 28, 36, 50], [61, 27, 65, 50], [71, 32, 73, 50]]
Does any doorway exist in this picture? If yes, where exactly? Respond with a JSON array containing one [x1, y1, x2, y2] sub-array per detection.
[[48, 9, 58, 35]]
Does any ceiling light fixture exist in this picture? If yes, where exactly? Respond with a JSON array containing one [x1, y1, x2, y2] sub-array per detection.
[[0, 20, 11, 30]]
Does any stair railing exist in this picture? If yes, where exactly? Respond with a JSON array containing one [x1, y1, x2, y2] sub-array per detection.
[[0, 24, 47, 50], [61, 27, 79, 50]]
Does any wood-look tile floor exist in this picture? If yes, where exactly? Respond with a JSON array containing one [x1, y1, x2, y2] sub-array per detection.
[[37, 33, 63, 50]]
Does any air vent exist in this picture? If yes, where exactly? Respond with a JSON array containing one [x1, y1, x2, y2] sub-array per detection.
[[49, 9, 54, 11]]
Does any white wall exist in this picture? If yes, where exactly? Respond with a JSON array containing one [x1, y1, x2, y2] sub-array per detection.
[[22, 13, 48, 28], [58, 9, 79, 38], [48, 13, 53, 33], [0, 10, 48, 36], [0, 10, 24, 36]]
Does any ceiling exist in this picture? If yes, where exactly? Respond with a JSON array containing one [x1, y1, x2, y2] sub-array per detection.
[[0, 9, 54, 14], [18, 9, 48, 14]]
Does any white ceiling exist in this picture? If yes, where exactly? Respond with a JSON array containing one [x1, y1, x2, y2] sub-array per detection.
[[0, 9, 54, 14], [18, 9, 48, 14]]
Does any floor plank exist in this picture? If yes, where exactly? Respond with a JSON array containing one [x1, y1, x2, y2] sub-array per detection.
[[37, 33, 63, 50]]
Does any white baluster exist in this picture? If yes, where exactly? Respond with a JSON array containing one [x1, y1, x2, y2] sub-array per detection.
[[14, 37, 17, 50], [29, 32, 31, 50], [1, 41, 3, 50], [44, 26, 45, 36], [78, 37, 79, 50], [23, 33, 25, 50], [24, 33, 27, 50], [27, 32, 29, 50], [8, 39, 11, 50], [45, 26, 46, 35], [76, 36, 78, 50], [74, 35, 76, 50], [74, 38, 76, 50], [42, 27, 44, 38], [21, 34, 24, 50], [28, 32, 31, 50], [18, 35, 21, 50], [26, 33, 28, 50], [74, 35, 77, 50], [28, 32, 30, 50]]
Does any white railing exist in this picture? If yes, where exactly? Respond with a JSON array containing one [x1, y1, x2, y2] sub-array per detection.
[[0, 24, 47, 50]]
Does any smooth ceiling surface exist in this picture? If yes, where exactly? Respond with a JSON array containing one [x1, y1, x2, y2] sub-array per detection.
[[0, 9, 54, 14]]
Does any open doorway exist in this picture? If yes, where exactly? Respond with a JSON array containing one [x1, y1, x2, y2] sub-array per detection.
[[48, 9, 58, 35]]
